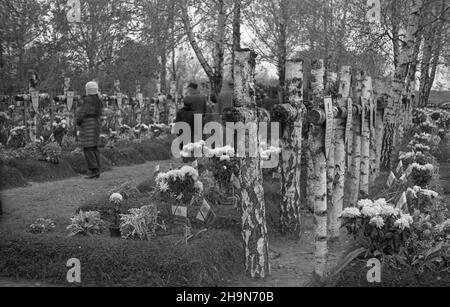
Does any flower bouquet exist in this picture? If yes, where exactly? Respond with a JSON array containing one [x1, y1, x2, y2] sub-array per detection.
[[410, 163, 434, 187], [155, 165, 203, 207], [341, 199, 413, 255]]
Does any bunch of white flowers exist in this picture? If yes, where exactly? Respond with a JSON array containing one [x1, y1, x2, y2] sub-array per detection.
[[410, 143, 431, 152], [356, 199, 400, 219], [411, 163, 434, 172], [10, 126, 26, 136], [380, 204, 399, 217], [341, 207, 361, 218], [407, 186, 439, 199], [394, 214, 414, 230], [370, 216, 385, 229], [260, 145, 282, 161], [361, 204, 382, 218], [206, 145, 235, 158], [109, 193, 123, 204], [414, 132, 433, 142], [435, 219, 450, 233], [220, 155, 231, 162], [155, 165, 202, 196], [357, 199, 374, 209], [180, 141, 207, 158]]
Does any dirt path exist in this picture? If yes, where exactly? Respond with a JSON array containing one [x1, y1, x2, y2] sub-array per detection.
[[0, 160, 178, 233], [230, 230, 351, 287]]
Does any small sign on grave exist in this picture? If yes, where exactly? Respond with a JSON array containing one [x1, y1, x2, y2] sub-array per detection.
[[117, 93, 123, 109], [67, 91, 75, 111], [172, 205, 188, 226], [345, 98, 353, 147], [324, 96, 334, 158], [137, 93, 144, 108], [31, 91, 39, 113]]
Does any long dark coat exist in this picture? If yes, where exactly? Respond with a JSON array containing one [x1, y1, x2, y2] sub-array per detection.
[[175, 105, 197, 143], [77, 95, 103, 148], [184, 90, 207, 115]]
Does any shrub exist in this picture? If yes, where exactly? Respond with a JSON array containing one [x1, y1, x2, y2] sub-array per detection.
[[6, 126, 27, 149], [40, 141, 62, 164], [66, 210, 106, 237], [61, 135, 78, 153], [29, 218, 56, 234], [119, 204, 166, 240]]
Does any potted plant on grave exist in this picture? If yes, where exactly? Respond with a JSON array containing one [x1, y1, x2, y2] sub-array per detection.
[[109, 193, 123, 237]]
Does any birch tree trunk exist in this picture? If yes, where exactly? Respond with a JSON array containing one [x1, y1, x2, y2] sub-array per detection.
[[369, 81, 379, 184], [309, 59, 328, 281], [212, 0, 226, 96], [180, 0, 225, 96], [373, 79, 387, 180], [234, 49, 270, 279], [329, 66, 351, 239], [347, 71, 363, 207], [381, 0, 424, 170], [375, 106, 384, 178], [418, 27, 435, 107], [306, 148, 316, 213], [277, 0, 289, 104], [231, 0, 242, 78], [279, 58, 304, 238], [325, 70, 338, 239], [421, 20, 444, 106], [360, 76, 372, 197], [418, 0, 445, 107]]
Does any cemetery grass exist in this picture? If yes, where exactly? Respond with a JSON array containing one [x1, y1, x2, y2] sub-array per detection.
[[0, 160, 245, 287]]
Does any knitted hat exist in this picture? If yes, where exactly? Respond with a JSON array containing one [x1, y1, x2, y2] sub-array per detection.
[[85, 81, 99, 96]]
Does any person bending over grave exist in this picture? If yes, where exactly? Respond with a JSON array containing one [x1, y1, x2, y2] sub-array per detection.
[[77, 81, 103, 179]]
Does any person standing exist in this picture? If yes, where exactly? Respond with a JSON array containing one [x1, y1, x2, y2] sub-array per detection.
[[218, 80, 234, 114], [175, 98, 196, 143], [184, 83, 207, 117], [77, 81, 103, 179], [183, 82, 208, 141]]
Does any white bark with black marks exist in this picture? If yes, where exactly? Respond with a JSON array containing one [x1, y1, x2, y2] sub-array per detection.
[[345, 71, 363, 207], [360, 76, 372, 197], [278, 58, 304, 237], [329, 66, 351, 239], [234, 49, 270, 279], [309, 59, 328, 281]]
